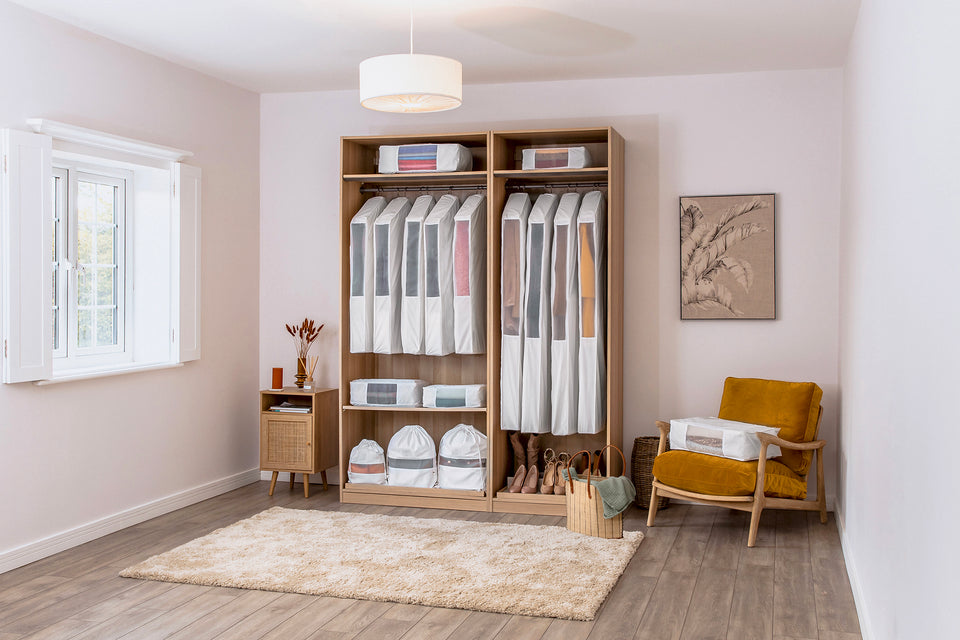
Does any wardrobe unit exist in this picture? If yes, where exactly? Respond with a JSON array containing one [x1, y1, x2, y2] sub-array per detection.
[[338, 127, 624, 516]]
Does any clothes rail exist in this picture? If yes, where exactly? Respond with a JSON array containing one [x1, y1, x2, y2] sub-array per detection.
[[506, 182, 608, 190], [360, 184, 487, 193]]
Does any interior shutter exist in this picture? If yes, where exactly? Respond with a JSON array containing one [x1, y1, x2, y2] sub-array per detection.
[[174, 163, 201, 362], [1, 129, 53, 383]]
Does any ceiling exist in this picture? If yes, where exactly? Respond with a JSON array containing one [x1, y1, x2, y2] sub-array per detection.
[[10, 0, 861, 93]]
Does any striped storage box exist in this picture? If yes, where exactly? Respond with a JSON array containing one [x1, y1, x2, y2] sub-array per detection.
[[521, 146, 592, 170], [378, 144, 474, 173]]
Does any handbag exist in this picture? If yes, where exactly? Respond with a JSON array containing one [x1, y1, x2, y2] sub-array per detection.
[[562, 444, 628, 539]]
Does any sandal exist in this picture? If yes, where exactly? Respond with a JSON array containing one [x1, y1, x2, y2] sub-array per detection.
[[540, 448, 557, 494], [554, 451, 571, 495]]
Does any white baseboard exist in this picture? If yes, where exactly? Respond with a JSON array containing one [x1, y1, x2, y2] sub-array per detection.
[[0, 468, 260, 574], [834, 496, 873, 640]]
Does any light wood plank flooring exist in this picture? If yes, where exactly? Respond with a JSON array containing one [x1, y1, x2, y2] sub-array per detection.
[[0, 482, 862, 639]]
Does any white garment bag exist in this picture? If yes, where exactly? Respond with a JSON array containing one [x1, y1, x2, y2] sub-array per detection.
[[576, 191, 607, 434], [438, 424, 487, 491], [550, 192, 582, 436], [373, 197, 412, 354], [520, 193, 560, 434], [349, 197, 388, 353], [387, 425, 437, 488], [499, 193, 532, 431], [400, 195, 435, 355], [453, 194, 487, 354], [347, 439, 387, 485], [423, 195, 459, 356]]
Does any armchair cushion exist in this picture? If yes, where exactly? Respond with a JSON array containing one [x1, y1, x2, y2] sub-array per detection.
[[652, 450, 807, 499], [718, 377, 822, 476]]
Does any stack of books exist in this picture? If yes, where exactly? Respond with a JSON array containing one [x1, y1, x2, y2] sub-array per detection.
[[269, 401, 310, 414]]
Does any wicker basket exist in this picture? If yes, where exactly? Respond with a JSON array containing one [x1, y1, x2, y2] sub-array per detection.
[[632, 436, 670, 510], [563, 445, 625, 539]]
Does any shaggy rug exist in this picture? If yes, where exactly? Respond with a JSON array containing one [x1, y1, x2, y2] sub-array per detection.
[[120, 506, 643, 620]]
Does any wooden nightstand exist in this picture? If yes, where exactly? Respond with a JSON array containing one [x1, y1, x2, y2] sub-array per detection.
[[260, 387, 338, 497]]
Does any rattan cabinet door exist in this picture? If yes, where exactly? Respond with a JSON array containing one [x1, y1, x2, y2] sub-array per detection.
[[260, 414, 314, 472]]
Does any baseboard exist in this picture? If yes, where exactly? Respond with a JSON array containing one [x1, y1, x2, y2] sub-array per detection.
[[834, 496, 874, 640], [0, 468, 260, 574]]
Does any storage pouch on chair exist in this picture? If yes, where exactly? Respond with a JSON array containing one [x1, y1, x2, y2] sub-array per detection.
[[401, 195, 435, 355], [550, 192, 582, 436], [423, 384, 486, 408], [349, 197, 388, 353], [373, 197, 412, 354], [438, 424, 487, 491], [387, 425, 437, 488], [348, 439, 387, 485], [423, 195, 459, 356], [521, 193, 560, 434], [500, 193, 532, 431], [453, 194, 487, 354], [669, 417, 783, 461], [350, 379, 425, 407], [521, 147, 592, 170], [577, 191, 606, 434], [378, 144, 474, 174]]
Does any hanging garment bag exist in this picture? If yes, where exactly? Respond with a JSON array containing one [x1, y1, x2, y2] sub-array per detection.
[[521, 193, 560, 434], [387, 425, 437, 488], [423, 195, 459, 356], [453, 194, 487, 354], [577, 191, 607, 434], [438, 424, 487, 491], [347, 439, 387, 485], [550, 192, 582, 436], [349, 197, 388, 353], [373, 197, 412, 354], [500, 193, 532, 431], [401, 195, 435, 355]]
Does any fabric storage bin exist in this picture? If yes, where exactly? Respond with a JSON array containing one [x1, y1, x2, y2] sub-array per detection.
[[522, 146, 592, 170], [423, 384, 486, 408], [400, 195, 435, 355], [387, 425, 437, 488], [669, 417, 783, 461], [423, 195, 459, 356], [373, 197, 412, 354], [550, 192, 582, 436], [350, 379, 425, 407], [500, 193, 532, 431], [349, 197, 389, 353], [438, 424, 487, 491], [452, 194, 487, 354], [577, 191, 606, 434], [348, 439, 387, 485], [378, 144, 473, 173]]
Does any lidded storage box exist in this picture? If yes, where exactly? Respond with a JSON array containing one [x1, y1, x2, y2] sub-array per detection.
[[423, 384, 486, 408], [438, 424, 487, 491], [550, 192, 582, 436], [400, 195, 436, 355], [348, 439, 387, 485], [452, 194, 487, 354], [423, 195, 459, 356], [378, 144, 473, 174], [669, 417, 783, 461], [350, 379, 425, 407], [387, 425, 437, 488], [373, 197, 412, 354], [349, 197, 388, 353], [521, 146, 592, 170], [500, 193, 533, 431], [577, 191, 607, 434]]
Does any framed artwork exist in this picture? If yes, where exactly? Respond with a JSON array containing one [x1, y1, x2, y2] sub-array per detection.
[[679, 193, 775, 320]]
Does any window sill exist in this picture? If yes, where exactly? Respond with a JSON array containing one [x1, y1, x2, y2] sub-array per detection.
[[34, 362, 184, 386]]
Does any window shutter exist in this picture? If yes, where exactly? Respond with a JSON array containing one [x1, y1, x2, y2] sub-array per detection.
[[173, 163, 201, 362], [1, 130, 53, 383]]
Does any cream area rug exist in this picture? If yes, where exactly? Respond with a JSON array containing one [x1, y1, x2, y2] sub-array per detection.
[[120, 506, 643, 620]]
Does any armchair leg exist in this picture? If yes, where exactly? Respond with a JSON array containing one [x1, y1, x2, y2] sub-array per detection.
[[747, 498, 764, 547], [647, 485, 660, 527]]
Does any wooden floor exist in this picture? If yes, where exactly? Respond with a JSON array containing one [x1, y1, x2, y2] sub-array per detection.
[[0, 481, 861, 640]]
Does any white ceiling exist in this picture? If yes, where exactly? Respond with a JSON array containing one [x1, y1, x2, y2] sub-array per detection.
[[10, 0, 861, 93]]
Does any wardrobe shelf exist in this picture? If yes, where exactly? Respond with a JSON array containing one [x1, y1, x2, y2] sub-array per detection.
[[494, 167, 609, 183], [492, 488, 567, 517], [342, 171, 488, 186], [342, 405, 487, 413]]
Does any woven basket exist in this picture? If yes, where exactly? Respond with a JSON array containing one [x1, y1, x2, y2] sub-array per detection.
[[632, 436, 670, 510], [563, 445, 625, 539]]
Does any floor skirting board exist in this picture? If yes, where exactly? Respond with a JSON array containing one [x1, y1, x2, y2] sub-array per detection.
[[834, 496, 873, 640], [0, 468, 261, 574]]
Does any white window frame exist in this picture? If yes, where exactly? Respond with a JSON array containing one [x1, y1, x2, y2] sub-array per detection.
[[51, 167, 67, 358]]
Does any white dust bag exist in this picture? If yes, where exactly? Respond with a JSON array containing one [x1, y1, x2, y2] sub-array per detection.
[[438, 424, 487, 491], [423, 195, 459, 356], [520, 193, 560, 434], [423, 384, 486, 408], [499, 193, 532, 431], [348, 439, 387, 485], [349, 197, 388, 353], [350, 379, 425, 407], [669, 417, 783, 461], [521, 147, 592, 170], [577, 191, 606, 434], [373, 197, 412, 354], [550, 192, 582, 436], [387, 425, 437, 488], [453, 194, 487, 354], [378, 144, 473, 174], [400, 195, 435, 355]]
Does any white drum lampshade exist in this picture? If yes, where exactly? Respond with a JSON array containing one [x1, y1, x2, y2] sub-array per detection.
[[360, 54, 462, 113]]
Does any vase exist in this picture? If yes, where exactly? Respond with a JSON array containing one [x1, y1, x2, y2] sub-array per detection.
[[295, 358, 307, 388]]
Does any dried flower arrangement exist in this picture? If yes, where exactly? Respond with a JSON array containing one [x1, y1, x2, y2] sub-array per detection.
[[285, 318, 323, 387]]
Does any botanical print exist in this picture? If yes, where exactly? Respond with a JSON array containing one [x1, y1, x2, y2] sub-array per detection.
[[680, 194, 775, 319]]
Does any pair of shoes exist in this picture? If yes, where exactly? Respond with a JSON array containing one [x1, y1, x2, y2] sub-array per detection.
[[508, 433, 543, 493], [507, 464, 540, 493]]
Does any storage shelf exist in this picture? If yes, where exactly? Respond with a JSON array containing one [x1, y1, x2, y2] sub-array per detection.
[[342, 171, 488, 186], [494, 167, 608, 183], [493, 487, 567, 516], [344, 483, 486, 499], [343, 405, 486, 413]]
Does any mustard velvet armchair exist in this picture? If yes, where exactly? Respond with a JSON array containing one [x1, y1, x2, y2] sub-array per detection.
[[647, 377, 827, 547]]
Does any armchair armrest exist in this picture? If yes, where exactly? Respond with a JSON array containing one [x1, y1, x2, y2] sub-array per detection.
[[654, 420, 670, 456], [756, 432, 825, 451]]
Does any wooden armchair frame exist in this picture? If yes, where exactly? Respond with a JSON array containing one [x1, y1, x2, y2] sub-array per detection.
[[646, 417, 827, 547]]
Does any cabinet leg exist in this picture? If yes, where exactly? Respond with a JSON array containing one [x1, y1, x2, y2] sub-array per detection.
[[269, 471, 278, 496], [304, 474, 310, 498], [321, 470, 328, 491], [290, 472, 297, 490]]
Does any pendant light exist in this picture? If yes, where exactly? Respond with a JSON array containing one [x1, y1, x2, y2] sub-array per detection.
[[359, 3, 462, 113]]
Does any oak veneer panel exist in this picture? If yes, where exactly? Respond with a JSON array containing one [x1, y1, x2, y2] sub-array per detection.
[[490, 615, 552, 640], [583, 558, 656, 639], [451, 612, 512, 640], [212, 593, 317, 640], [402, 607, 472, 640], [75, 578, 175, 622], [812, 555, 862, 635], [634, 570, 698, 640], [320, 600, 393, 634], [68, 605, 169, 640], [726, 564, 775, 640], [259, 597, 357, 640], [678, 568, 736, 640], [115, 590, 242, 640], [774, 547, 818, 639], [163, 589, 284, 640], [662, 524, 713, 574]]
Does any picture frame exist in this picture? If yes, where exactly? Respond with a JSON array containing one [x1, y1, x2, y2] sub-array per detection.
[[679, 193, 776, 320]]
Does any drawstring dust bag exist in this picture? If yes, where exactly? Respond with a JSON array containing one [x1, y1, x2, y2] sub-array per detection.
[[348, 439, 386, 485], [438, 424, 487, 491], [387, 425, 437, 488]]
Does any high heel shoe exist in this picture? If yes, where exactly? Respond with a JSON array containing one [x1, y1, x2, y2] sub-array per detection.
[[540, 448, 557, 494], [521, 465, 539, 494], [554, 451, 570, 495], [508, 464, 526, 493]]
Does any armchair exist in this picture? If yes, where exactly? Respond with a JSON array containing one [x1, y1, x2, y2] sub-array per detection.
[[646, 377, 827, 547]]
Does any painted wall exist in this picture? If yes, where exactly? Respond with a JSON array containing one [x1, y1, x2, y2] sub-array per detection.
[[260, 68, 842, 497], [0, 1, 260, 562], [840, 1, 960, 638]]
